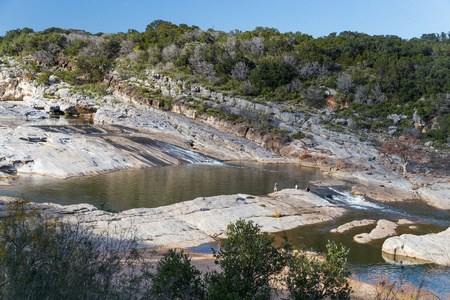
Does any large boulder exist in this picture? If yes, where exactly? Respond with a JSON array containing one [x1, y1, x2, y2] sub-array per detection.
[[353, 219, 398, 244], [330, 219, 376, 233], [417, 182, 450, 210], [382, 228, 450, 266]]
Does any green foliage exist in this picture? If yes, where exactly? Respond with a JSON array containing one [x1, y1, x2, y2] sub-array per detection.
[[150, 249, 205, 299], [292, 130, 306, 140], [36, 72, 51, 85], [206, 219, 291, 300], [0, 200, 150, 300], [249, 61, 294, 92], [55, 70, 79, 85], [286, 241, 352, 300], [2, 23, 450, 140], [427, 112, 450, 142]]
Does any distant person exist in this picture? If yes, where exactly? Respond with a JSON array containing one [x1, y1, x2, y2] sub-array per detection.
[[295, 184, 299, 189], [274, 181, 278, 192], [306, 186, 310, 192]]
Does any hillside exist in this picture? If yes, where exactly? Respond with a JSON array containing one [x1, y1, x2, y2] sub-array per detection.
[[0, 21, 449, 148]]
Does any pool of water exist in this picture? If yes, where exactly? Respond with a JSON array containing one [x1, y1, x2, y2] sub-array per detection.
[[0, 161, 322, 212]]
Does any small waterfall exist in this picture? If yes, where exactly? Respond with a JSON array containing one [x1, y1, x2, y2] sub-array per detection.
[[142, 139, 223, 165], [328, 187, 385, 210]]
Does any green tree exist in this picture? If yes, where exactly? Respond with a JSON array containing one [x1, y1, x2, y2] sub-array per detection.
[[206, 219, 291, 300], [249, 61, 294, 92], [286, 241, 352, 300], [150, 249, 205, 299]]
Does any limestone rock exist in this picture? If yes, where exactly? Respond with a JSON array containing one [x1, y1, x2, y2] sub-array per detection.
[[382, 228, 450, 266], [330, 219, 376, 233], [353, 219, 398, 244], [417, 183, 450, 210], [0, 190, 345, 249]]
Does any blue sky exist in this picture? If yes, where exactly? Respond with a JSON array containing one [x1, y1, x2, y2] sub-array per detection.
[[1, 0, 450, 39]]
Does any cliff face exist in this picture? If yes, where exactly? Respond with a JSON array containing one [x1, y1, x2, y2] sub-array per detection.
[[0, 67, 40, 101]]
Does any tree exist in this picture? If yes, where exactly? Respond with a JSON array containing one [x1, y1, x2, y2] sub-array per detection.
[[150, 249, 205, 299], [379, 134, 425, 176], [231, 61, 249, 81], [146, 19, 172, 32], [206, 219, 291, 300], [286, 241, 352, 300]]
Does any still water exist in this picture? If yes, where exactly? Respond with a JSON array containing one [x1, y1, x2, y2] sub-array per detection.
[[0, 137, 448, 297]]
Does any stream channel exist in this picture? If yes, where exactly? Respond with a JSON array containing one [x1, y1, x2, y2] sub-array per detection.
[[0, 116, 448, 298]]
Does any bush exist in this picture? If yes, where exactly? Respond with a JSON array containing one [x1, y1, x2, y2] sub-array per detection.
[[285, 240, 352, 300], [206, 219, 291, 300], [0, 200, 149, 300], [150, 249, 205, 299], [292, 130, 306, 140], [36, 72, 51, 85]]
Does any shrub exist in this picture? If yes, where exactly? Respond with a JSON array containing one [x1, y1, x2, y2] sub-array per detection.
[[0, 200, 149, 300], [206, 219, 291, 300], [36, 72, 51, 85], [292, 130, 306, 140], [149, 249, 205, 299], [285, 240, 352, 300]]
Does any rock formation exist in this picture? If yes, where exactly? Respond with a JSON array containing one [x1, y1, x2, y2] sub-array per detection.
[[353, 219, 398, 244], [0, 189, 345, 249], [382, 228, 450, 266]]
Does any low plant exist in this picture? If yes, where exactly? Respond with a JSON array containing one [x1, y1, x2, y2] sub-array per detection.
[[36, 72, 51, 85], [0, 200, 150, 300], [273, 210, 282, 218], [372, 276, 433, 300]]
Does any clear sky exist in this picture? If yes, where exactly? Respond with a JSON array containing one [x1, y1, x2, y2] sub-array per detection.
[[1, 0, 450, 39]]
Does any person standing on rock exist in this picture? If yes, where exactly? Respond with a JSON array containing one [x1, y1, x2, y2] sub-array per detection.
[[295, 184, 299, 189], [274, 181, 278, 192]]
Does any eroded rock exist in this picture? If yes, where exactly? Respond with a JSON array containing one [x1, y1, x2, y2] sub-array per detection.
[[382, 228, 450, 266], [330, 219, 376, 233], [353, 219, 398, 244], [0, 189, 345, 249]]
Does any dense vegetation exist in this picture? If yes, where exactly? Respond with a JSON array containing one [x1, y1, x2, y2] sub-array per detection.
[[0, 201, 351, 299], [0, 21, 449, 144]]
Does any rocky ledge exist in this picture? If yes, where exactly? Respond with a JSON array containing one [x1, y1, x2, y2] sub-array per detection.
[[0, 189, 345, 249], [382, 228, 450, 266]]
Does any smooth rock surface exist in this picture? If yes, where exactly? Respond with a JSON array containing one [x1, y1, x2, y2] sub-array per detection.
[[330, 219, 376, 233], [382, 228, 450, 266], [0, 189, 345, 249], [353, 219, 398, 244], [417, 182, 450, 210]]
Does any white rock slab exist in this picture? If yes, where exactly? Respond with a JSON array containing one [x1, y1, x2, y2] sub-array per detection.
[[382, 228, 450, 266], [331, 219, 376, 233], [353, 219, 398, 244]]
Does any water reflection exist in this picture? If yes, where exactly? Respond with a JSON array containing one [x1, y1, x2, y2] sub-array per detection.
[[0, 162, 323, 212]]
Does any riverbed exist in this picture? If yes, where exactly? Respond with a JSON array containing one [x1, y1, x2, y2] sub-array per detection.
[[1, 160, 448, 297]]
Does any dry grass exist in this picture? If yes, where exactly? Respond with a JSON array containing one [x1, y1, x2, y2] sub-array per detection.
[[370, 276, 440, 300], [272, 210, 282, 218]]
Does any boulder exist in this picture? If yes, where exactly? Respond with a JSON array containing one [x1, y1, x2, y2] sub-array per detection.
[[417, 183, 450, 210], [330, 219, 376, 233], [353, 219, 397, 244], [382, 227, 450, 266]]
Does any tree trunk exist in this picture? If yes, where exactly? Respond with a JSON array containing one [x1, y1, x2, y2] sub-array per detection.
[[402, 162, 408, 176]]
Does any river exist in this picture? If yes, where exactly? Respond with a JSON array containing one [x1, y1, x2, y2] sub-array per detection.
[[0, 117, 448, 298]]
